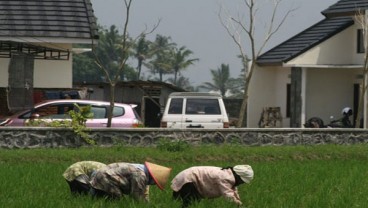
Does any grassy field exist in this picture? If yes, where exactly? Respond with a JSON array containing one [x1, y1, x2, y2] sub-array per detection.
[[0, 144, 368, 208]]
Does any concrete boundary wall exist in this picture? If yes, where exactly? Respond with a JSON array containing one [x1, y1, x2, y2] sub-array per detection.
[[1, 127, 368, 149]]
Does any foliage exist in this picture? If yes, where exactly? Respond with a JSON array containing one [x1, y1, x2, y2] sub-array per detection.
[[167, 76, 196, 91], [68, 104, 95, 145], [200, 63, 243, 97], [132, 35, 152, 80], [73, 25, 137, 83], [169, 46, 199, 85], [73, 24, 197, 91], [26, 104, 95, 145], [156, 138, 190, 152], [146, 34, 176, 81]]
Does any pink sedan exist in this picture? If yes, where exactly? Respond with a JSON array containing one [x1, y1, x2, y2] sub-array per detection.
[[0, 99, 142, 128]]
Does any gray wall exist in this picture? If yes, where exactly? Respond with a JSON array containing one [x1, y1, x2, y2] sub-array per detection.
[[1, 128, 368, 149]]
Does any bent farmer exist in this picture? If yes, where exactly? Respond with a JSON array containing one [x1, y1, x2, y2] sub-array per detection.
[[63, 161, 106, 195], [171, 165, 254, 207], [90, 161, 172, 202]]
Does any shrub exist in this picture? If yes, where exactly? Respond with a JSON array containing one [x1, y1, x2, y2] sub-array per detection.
[[27, 104, 95, 145]]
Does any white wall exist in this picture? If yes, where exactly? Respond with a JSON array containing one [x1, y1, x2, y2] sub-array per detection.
[[33, 58, 73, 88], [305, 68, 360, 123], [0, 43, 73, 89], [248, 65, 290, 127], [288, 25, 364, 65]]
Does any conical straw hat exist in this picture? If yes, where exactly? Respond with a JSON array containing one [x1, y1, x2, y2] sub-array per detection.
[[145, 161, 172, 190]]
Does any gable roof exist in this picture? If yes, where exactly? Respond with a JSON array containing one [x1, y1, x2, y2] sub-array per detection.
[[322, 0, 368, 18], [0, 0, 98, 42], [255, 0, 368, 66], [256, 16, 354, 66]]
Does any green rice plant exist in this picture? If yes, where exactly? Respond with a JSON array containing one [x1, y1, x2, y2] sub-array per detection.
[[156, 138, 190, 152], [0, 145, 368, 207]]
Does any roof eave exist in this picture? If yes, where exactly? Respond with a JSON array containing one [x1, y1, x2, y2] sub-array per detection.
[[0, 37, 99, 44]]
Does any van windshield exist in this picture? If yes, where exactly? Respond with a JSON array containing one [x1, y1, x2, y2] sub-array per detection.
[[185, 99, 221, 115]]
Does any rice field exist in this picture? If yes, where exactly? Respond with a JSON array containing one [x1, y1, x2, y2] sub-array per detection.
[[0, 144, 367, 208]]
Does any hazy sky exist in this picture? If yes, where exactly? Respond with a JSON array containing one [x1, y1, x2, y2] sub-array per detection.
[[90, 0, 339, 86]]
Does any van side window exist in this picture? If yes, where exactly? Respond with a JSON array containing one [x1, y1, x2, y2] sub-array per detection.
[[186, 99, 221, 115], [168, 98, 183, 114]]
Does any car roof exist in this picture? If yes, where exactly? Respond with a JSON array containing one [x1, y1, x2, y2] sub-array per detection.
[[7, 99, 136, 118], [34, 99, 131, 107], [169, 92, 222, 98]]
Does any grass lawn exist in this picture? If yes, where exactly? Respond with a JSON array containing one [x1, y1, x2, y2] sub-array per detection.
[[0, 144, 367, 207]]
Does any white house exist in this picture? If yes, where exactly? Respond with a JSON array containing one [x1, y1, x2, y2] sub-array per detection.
[[250, 0, 368, 128], [0, 0, 98, 116]]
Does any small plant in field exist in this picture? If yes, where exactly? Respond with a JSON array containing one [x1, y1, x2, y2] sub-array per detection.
[[68, 104, 95, 145], [156, 138, 190, 152], [227, 137, 242, 145], [27, 104, 95, 145]]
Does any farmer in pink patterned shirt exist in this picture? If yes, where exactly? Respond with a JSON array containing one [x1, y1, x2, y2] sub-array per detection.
[[171, 165, 253, 207]]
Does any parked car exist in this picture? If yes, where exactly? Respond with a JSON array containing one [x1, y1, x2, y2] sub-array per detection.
[[160, 92, 230, 129], [0, 99, 142, 128]]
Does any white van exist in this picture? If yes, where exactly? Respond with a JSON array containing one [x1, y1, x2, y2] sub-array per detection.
[[160, 92, 230, 129]]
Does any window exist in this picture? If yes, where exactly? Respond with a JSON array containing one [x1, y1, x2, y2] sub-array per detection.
[[112, 106, 125, 117], [357, 29, 365, 53], [91, 106, 106, 118], [185, 99, 220, 115], [33, 104, 73, 119], [168, 98, 183, 114]]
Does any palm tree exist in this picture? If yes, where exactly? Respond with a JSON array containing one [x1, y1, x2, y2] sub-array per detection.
[[199, 63, 232, 97], [167, 75, 194, 91], [95, 25, 136, 81], [132, 35, 151, 80], [169, 46, 199, 85], [148, 35, 176, 81]]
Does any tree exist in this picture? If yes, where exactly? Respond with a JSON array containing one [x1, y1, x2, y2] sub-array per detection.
[[199, 63, 234, 97], [169, 46, 199, 85], [219, 0, 294, 127], [73, 25, 136, 82], [148, 35, 176, 81], [167, 75, 195, 91], [354, 11, 368, 128], [132, 35, 152, 80], [95, 25, 137, 81], [92, 0, 159, 127]]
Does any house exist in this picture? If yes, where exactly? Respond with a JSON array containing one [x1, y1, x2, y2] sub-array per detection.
[[0, 0, 98, 117], [73, 80, 186, 127], [249, 0, 368, 128]]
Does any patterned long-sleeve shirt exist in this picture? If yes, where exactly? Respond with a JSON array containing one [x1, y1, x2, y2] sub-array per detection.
[[63, 161, 106, 183], [171, 166, 242, 205], [90, 163, 150, 201]]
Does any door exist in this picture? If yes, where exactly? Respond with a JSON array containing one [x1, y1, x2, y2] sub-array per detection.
[[144, 97, 161, 127]]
